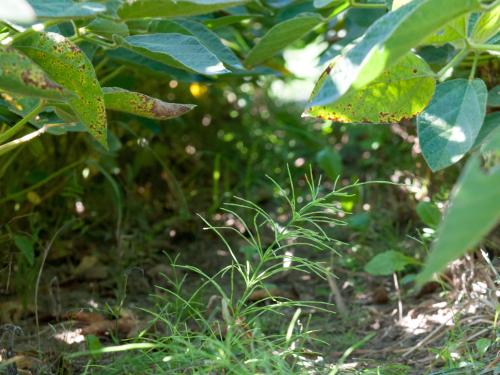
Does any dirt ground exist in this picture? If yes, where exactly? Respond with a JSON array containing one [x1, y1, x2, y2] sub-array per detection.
[[1, 226, 498, 374]]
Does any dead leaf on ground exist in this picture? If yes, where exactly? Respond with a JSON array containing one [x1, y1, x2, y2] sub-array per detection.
[[371, 286, 389, 304], [62, 309, 142, 338]]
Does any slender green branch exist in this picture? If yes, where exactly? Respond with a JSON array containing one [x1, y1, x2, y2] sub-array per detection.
[[350, 0, 387, 9], [0, 159, 83, 204], [6, 20, 60, 44], [0, 122, 58, 157], [99, 65, 127, 85], [437, 48, 469, 80], [469, 52, 479, 80], [327, 1, 351, 19], [0, 100, 45, 144], [481, 0, 500, 10], [469, 42, 500, 52]]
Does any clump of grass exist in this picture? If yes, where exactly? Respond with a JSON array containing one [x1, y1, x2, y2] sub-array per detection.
[[73, 168, 361, 374]]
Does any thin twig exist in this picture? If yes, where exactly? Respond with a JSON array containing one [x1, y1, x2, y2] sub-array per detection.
[[393, 272, 403, 323]]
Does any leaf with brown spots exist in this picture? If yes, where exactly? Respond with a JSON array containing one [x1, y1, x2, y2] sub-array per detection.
[[0, 46, 72, 100], [304, 52, 435, 124], [103, 87, 195, 120], [12, 32, 107, 146]]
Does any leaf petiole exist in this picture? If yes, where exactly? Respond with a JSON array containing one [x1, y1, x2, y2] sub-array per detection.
[[437, 48, 469, 81], [349, 0, 387, 9], [469, 42, 500, 52], [0, 100, 45, 144]]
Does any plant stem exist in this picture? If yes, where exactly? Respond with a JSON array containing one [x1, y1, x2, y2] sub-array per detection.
[[6, 20, 60, 44], [99, 65, 126, 85], [437, 48, 469, 80], [469, 52, 479, 80], [481, 0, 500, 10], [0, 100, 45, 144], [0, 159, 83, 204], [350, 0, 387, 9], [469, 42, 500, 52]]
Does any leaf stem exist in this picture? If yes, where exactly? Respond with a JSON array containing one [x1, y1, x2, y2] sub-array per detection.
[[349, 0, 387, 9], [0, 122, 58, 157], [0, 159, 83, 203], [437, 48, 469, 80], [99, 65, 126, 85], [469, 52, 479, 80], [481, 0, 500, 10], [469, 42, 500, 52], [0, 100, 45, 144], [6, 20, 60, 45]]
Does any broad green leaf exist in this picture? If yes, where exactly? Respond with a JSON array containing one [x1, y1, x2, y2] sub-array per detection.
[[149, 19, 242, 69], [365, 250, 419, 276], [0, 46, 71, 100], [204, 14, 260, 29], [393, 0, 467, 47], [118, 34, 229, 75], [313, 0, 345, 8], [417, 79, 487, 171], [417, 128, 500, 284], [0, 0, 35, 23], [488, 85, 500, 107], [14, 234, 35, 266], [471, 4, 500, 43], [316, 148, 342, 181], [27, 0, 106, 19], [244, 13, 323, 67], [13, 32, 107, 146], [305, 52, 435, 123], [85, 17, 129, 39], [416, 201, 441, 228], [473, 112, 500, 149], [103, 87, 195, 120], [106, 48, 197, 82], [423, 16, 467, 46], [309, 0, 481, 108], [118, 0, 247, 20]]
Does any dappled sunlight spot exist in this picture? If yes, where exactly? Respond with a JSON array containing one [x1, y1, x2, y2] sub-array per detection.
[[137, 137, 149, 147], [216, 249, 228, 257], [449, 126, 466, 143], [54, 329, 85, 344], [205, 62, 227, 75], [185, 145, 196, 155], [398, 307, 454, 335], [82, 167, 90, 179], [294, 157, 305, 167], [75, 200, 85, 214], [283, 250, 293, 269]]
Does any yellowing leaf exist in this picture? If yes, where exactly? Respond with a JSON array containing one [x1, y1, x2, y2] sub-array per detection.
[[309, 0, 481, 107], [304, 52, 435, 123], [13, 32, 107, 146], [103, 87, 195, 120], [0, 46, 71, 100], [471, 4, 500, 43]]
